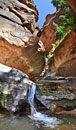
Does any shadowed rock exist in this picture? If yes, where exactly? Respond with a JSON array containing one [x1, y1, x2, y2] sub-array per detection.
[[36, 76, 76, 114], [52, 32, 76, 77], [0, 68, 35, 113]]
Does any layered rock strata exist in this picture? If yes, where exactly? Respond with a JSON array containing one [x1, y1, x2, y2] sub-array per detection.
[[36, 76, 76, 114], [37, 0, 76, 114], [0, 0, 45, 81], [52, 31, 76, 77]]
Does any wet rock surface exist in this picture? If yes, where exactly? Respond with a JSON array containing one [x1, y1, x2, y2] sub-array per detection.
[[53, 124, 76, 130], [36, 75, 76, 114], [0, 68, 35, 113]]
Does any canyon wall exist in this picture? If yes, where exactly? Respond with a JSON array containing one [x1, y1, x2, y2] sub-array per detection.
[[0, 0, 76, 81], [40, 0, 76, 77], [36, 0, 76, 114], [0, 0, 45, 81]]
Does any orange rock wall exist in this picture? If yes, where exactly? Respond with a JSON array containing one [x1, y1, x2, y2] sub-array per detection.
[[40, 0, 76, 77], [52, 31, 76, 76], [40, 10, 66, 53]]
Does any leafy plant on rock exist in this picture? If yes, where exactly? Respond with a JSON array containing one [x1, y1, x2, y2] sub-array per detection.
[[45, 0, 75, 63]]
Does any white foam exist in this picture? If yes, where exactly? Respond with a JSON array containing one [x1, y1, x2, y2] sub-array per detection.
[[28, 112, 62, 129], [0, 63, 11, 72]]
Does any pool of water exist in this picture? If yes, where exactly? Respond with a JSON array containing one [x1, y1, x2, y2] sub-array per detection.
[[0, 64, 76, 130], [0, 114, 76, 130]]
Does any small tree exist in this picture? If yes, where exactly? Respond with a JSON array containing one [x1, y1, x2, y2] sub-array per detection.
[[51, 0, 67, 10], [51, 0, 60, 10]]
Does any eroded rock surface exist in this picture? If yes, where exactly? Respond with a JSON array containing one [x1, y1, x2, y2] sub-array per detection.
[[36, 76, 76, 114], [51, 31, 76, 77], [0, 0, 45, 81], [0, 67, 35, 113], [38, 0, 76, 114]]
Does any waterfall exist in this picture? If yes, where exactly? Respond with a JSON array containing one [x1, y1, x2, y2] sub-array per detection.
[[28, 83, 36, 114], [28, 83, 62, 129]]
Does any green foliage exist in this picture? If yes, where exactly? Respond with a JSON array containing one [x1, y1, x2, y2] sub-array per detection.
[[1, 100, 5, 108], [60, 0, 67, 5], [59, 15, 66, 22], [65, 7, 75, 25], [53, 22, 58, 31], [51, 0, 67, 8], [0, 86, 3, 92], [51, 0, 60, 7], [46, 28, 71, 62], [62, 99, 75, 106], [46, 0, 75, 63], [0, 92, 12, 108], [56, 25, 65, 39]]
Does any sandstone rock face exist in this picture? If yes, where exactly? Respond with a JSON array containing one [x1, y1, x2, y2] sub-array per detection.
[[40, 8, 76, 77], [37, 0, 76, 115], [52, 31, 76, 77], [0, 0, 45, 81], [40, 14, 56, 53], [66, 0, 76, 16], [40, 10, 66, 53]]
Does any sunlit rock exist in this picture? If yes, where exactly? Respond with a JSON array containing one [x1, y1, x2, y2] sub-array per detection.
[[0, 0, 45, 81]]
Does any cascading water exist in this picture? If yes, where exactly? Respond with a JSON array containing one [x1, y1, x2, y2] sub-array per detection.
[[28, 83, 62, 129], [28, 83, 36, 114]]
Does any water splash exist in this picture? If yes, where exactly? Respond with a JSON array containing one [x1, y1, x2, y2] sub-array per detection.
[[28, 84, 62, 128], [29, 112, 61, 129]]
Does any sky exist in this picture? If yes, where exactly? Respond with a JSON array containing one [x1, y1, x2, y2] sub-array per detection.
[[33, 0, 56, 27]]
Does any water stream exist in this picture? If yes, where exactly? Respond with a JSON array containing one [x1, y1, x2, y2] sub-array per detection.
[[0, 64, 76, 130], [0, 82, 76, 130], [28, 84, 36, 114], [28, 84, 62, 129]]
